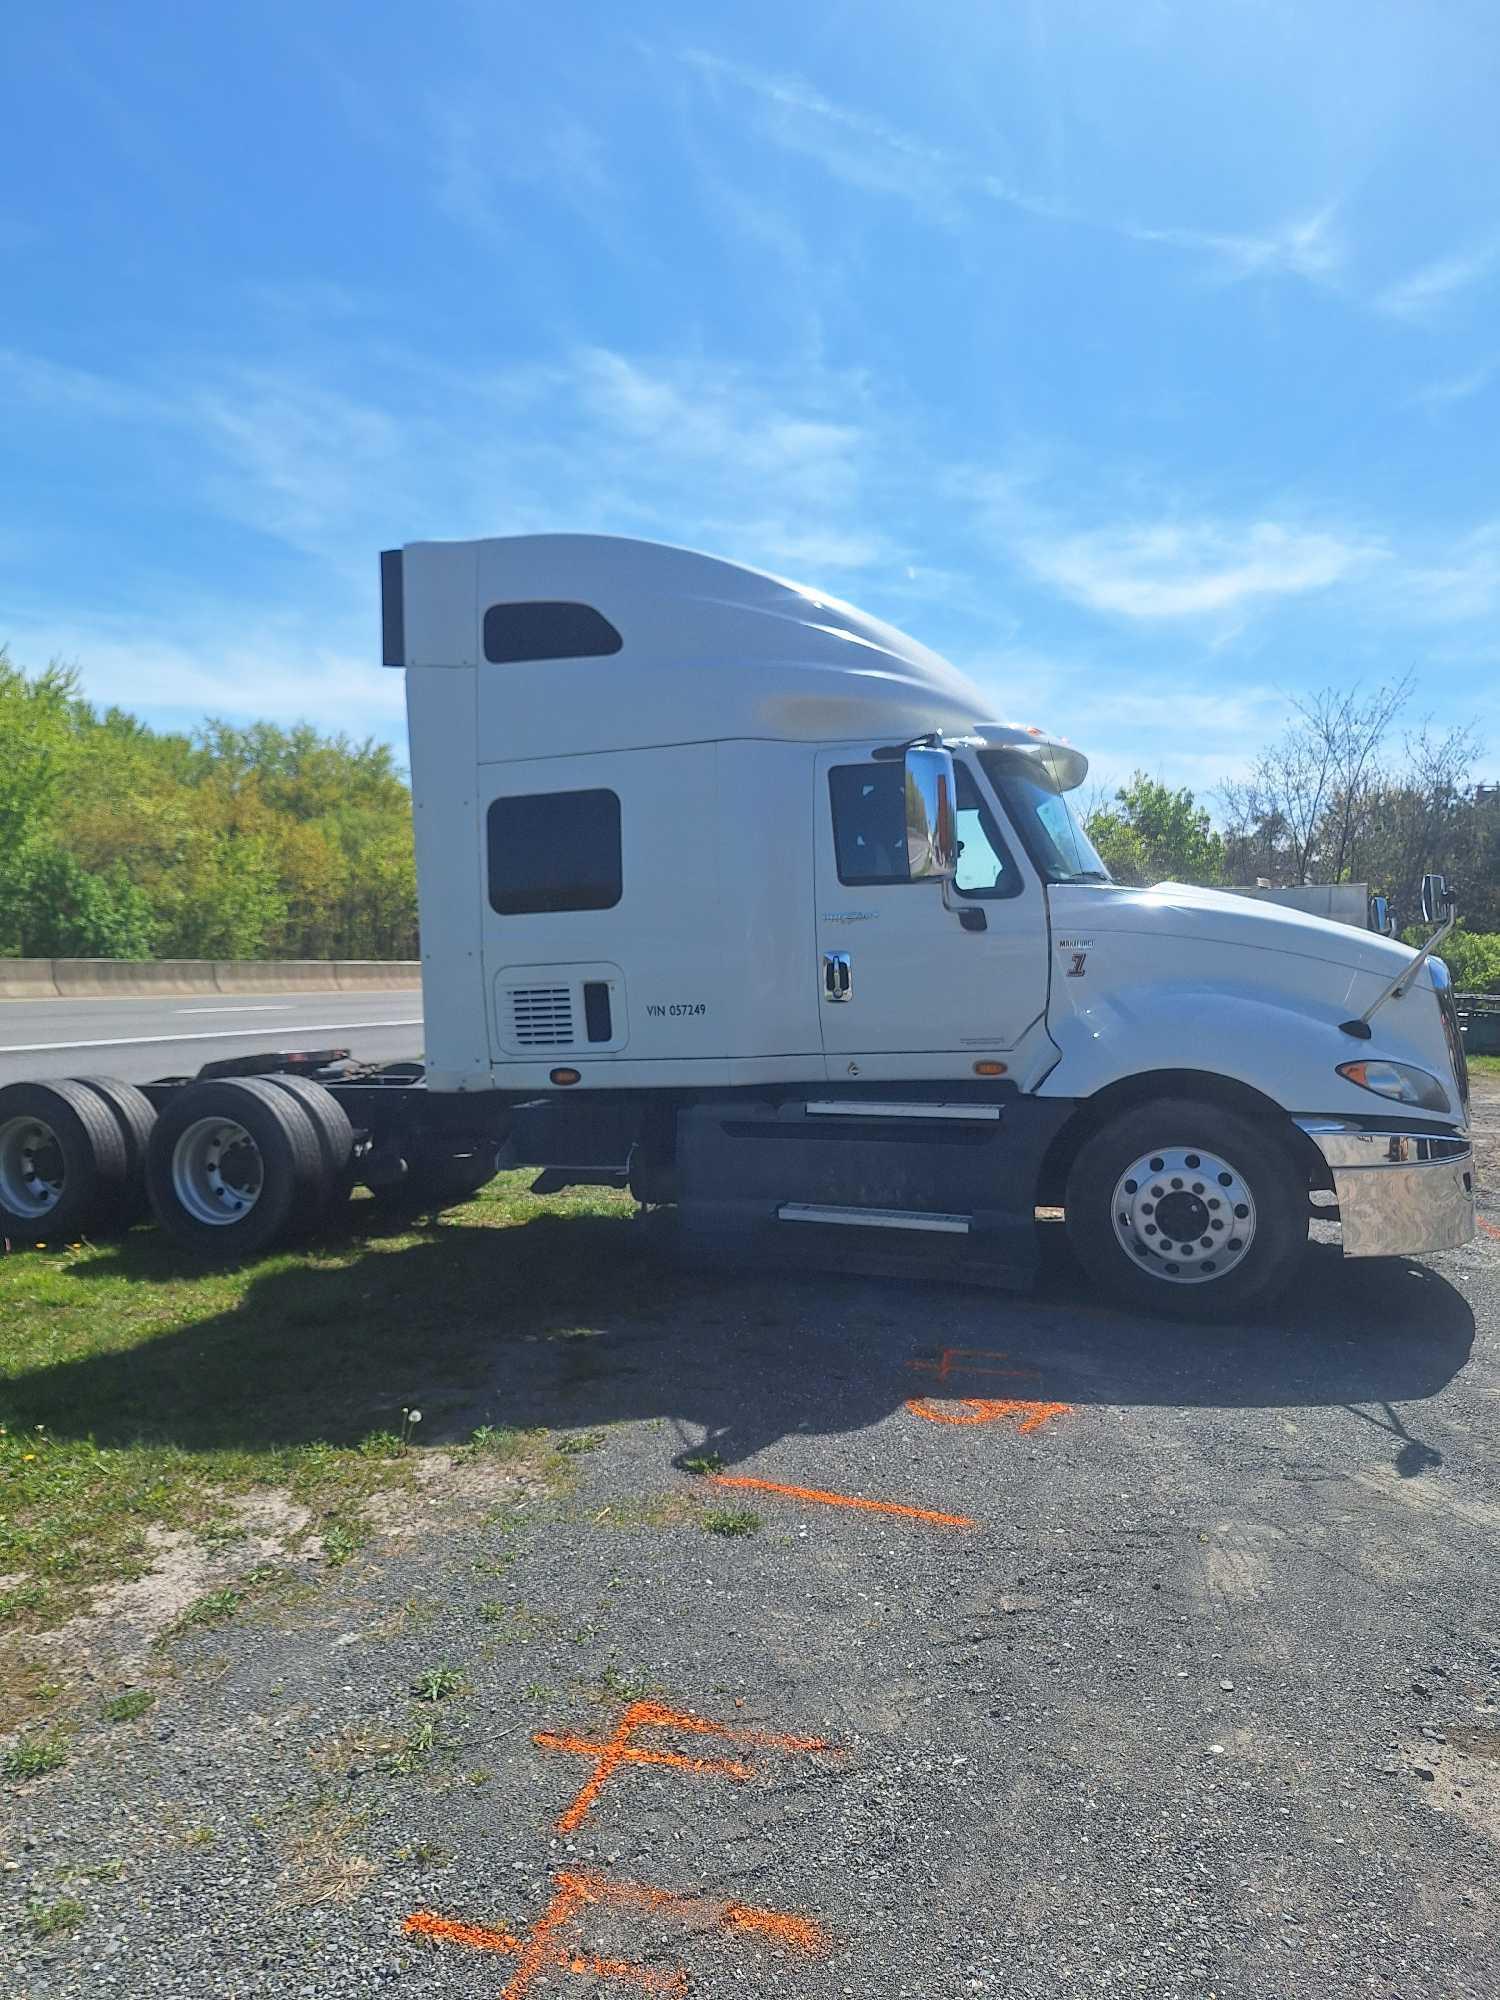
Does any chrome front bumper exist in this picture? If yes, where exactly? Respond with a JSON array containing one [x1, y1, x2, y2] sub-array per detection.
[[1296, 1121, 1476, 1259]]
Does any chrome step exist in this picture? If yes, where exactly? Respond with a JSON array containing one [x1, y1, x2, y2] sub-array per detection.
[[803, 1099, 1001, 1122], [776, 1202, 972, 1234]]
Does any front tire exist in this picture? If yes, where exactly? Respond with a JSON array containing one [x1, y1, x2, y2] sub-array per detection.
[[1064, 1097, 1308, 1319]]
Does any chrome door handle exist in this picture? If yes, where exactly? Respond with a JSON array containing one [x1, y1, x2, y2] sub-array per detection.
[[823, 951, 852, 1002]]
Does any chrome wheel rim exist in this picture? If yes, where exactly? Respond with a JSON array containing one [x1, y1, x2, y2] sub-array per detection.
[[0, 1115, 65, 1220], [171, 1117, 263, 1226], [1111, 1145, 1257, 1284]]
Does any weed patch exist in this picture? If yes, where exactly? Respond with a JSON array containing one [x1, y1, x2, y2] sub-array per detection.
[[28, 1896, 85, 1938], [101, 1689, 155, 1723], [4, 1730, 69, 1779], [701, 1508, 762, 1537]]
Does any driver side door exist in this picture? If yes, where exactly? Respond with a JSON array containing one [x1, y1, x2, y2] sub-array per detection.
[[813, 750, 1049, 1078]]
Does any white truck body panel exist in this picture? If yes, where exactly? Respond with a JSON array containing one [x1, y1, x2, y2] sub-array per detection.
[[390, 532, 1472, 1268]]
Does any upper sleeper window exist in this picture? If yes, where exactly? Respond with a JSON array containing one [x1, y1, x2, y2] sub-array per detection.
[[483, 602, 623, 664], [488, 789, 622, 915]]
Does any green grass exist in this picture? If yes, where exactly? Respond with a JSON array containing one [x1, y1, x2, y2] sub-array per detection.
[[3, 1730, 69, 1778], [101, 1688, 154, 1723], [700, 1507, 762, 1537], [410, 1663, 467, 1703], [680, 1450, 724, 1475], [166, 1587, 244, 1637], [28, 1896, 86, 1937], [0, 1176, 690, 1643], [1468, 1051, 1500, 1078]]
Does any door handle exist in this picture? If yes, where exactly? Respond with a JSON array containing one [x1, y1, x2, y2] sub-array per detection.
[[823, 950, 852, 1002]]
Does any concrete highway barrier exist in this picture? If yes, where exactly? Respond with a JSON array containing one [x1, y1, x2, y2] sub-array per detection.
[[1, 958, 420, 1000], [0, 959, 61, 1000], [213, 960, 345, 995], [334, 960, 422, 991], [54, 958, 224, 998]]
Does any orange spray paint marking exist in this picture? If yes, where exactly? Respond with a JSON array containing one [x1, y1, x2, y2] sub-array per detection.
[[405, 1868, 828, 1999], [907, 1395, 1071, 1433], [907, 1346, 1041, 1384], [1479, 1215, 1500, 1242], [708, 1472, 974, 1529], [535, 1697, 837, 1833]]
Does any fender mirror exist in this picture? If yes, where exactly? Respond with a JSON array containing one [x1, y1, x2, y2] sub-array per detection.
[[1367, 893, 1391, 936], [903, 746, 958, 880], [1420, 873, 1451, 925]]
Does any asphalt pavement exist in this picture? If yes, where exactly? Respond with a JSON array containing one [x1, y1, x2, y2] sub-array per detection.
[[6, 1118, 1499, 1998], [0, 990, 424, 1087]]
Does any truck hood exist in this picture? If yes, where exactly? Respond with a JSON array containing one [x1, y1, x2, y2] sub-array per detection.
[[1052, 880, 1422, 983]]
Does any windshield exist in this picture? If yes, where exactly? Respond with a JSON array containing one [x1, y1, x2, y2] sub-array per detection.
[[977, 749, 1113, 885]]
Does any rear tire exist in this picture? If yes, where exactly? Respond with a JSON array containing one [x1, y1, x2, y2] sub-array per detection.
[[74, 1077, 157, 1225], [0, 1079, 131, 1243], [1064, 1096, 1308, 1320], [146, 1077, 327, 1259], [260, 1076, 356, 1218]]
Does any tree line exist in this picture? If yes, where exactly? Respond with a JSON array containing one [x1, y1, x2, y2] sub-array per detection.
[[0, 651, 416, 962], [1084, 674, 1500, 991], [1, 650, 1495, 988]]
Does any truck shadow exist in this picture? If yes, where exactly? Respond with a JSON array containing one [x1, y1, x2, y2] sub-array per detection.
[[9, 1207, 1475, 1478]]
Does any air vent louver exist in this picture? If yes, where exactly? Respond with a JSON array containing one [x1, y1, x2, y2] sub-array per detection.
[[509, 986, 575, 1047]]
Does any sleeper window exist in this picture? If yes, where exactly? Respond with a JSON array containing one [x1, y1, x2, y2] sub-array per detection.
[[487, 789, 622, 914]]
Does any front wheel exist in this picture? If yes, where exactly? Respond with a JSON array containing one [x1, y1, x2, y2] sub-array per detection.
[[1064, 1097, 1308, 1319]]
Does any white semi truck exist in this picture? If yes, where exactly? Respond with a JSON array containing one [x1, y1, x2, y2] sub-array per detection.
[[0, 535, 1475, 1316]]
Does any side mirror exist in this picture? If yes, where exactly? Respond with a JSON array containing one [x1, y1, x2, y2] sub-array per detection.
[[1420, 873, 1450, 925], [1368, 894, 1391, 936], [903, 746, 958, 880]]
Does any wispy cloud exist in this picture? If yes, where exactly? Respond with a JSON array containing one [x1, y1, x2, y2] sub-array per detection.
[[1376, 238, 1500, 323], [0, 348, 174, 425], [5, 616, 404, 733], [1125, 206, 1344, 288], [681, 49, 994, 228], [679, 49, 1343, 294], [1398, 522, 1500, 622], [1013, 514, 1379, 620], [1411, 361, 1494, 408]]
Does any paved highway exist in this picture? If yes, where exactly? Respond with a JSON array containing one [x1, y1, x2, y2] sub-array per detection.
[[0, 989, 424, 1088]]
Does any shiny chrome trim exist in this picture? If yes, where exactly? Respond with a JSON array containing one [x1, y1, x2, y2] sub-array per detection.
[[803, 1100, 1002, 1121], [777, 1202, 971, 1234], [1295, 1120, 1475, 1257], [1295, 1120, 1471, 1168], [822, 950, 852, 1002]]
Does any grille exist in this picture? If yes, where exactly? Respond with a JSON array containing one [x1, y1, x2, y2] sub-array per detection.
[[510, 986, 575, 1048]]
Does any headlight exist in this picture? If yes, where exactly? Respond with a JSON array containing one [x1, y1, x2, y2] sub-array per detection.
[[1336, 1059, 1451, 1113]]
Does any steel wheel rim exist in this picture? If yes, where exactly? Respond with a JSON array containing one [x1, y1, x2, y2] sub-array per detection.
[[0, 1115, 65, 1220], [171, 1117, 264, 1226], [1111, 1145, 1257, 1284]]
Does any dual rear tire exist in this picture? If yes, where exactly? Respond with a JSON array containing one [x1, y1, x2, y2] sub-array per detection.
[[145, 1076, 354, 1258], [0, 1076, 157, 1243]]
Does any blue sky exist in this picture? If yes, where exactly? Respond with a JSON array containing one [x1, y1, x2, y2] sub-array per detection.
[[3, 1, 1498, 798]]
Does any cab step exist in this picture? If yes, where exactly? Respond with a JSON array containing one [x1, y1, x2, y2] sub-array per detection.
[[776, 1202, 972, 1234]]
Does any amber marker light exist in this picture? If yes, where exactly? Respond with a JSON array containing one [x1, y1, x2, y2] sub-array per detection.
[[973, 1060, 1007, 1076], [550, 1067, 581, 1086]]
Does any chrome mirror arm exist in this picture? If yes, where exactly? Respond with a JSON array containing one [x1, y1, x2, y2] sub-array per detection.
[[1344, 904, 1458, 1037]]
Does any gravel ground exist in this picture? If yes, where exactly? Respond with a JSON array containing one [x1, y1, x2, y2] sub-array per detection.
[[4, 1104, 1498, 1999]]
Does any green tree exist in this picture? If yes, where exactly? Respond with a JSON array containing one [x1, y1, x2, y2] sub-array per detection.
[[1085, 774, 1225, 886], [1, 848, 158, 958]]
